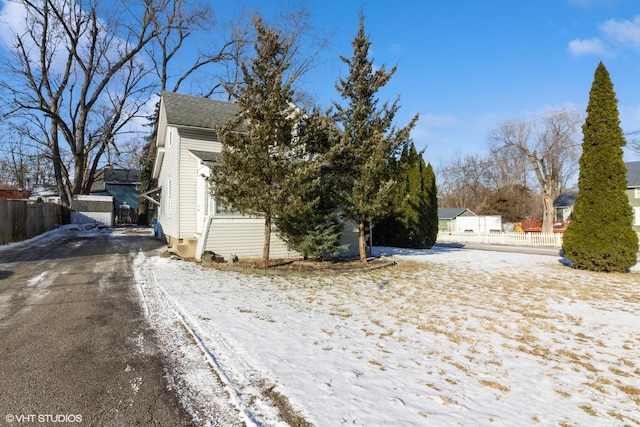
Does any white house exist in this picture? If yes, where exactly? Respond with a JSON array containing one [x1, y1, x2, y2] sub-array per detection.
[[150, 91, 357, 261], [438, 208, 502, 233], [149, 91, 299, 260]]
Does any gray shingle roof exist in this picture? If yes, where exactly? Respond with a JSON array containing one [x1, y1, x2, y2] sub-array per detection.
[[553, 190, 578, 207], [627, 161, 640, 187], [438, 208, 471, 219], [162, 91, 241, 129], [97, 168, 141, 184]]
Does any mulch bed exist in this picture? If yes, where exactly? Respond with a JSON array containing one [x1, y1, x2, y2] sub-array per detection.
[[201, 256, 397, 276]]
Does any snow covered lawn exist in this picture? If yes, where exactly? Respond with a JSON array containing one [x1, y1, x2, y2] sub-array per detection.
[[134, 243, 640, 426]]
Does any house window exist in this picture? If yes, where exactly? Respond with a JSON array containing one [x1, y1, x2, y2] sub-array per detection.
[[555, 207, 571, 222], [634, 207, 640, 226], [203, 181, 215, 216], [554, 209, 563, 222]]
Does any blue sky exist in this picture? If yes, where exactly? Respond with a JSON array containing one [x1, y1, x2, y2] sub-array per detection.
[[218, 0, 640, 167], [1, 0, 639, 169]]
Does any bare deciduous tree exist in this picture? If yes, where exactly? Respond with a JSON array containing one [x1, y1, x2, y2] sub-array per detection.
[[136, 1, 253, 220], [437, 154, 494, 212], [0, 0, 171, 206], [1, 0, 247, 206], [437, 150, 542, 223], [489, 110, 582, 233], [627, 132, 640, 157], [0, 132, 55, 190]]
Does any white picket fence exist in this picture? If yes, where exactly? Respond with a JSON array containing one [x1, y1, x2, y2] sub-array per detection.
[[437, 231, 564, 248]]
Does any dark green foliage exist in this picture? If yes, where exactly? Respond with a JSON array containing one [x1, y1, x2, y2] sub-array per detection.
[[274, 111, 347, 259], [331, 12, 418, 261], [484, 185, 531, 223], [422, 162, 439, 247], [276, 208, 346, 260], [374, 143, 438, 248], [562, 62, 638, 272]]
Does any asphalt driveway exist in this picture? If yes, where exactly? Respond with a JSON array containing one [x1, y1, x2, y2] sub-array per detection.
[[0, 227, 194, 426]]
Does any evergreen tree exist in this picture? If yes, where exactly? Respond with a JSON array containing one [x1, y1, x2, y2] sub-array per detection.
[[374, 143, 438, 248], [562, 62, 638, 272], [274, 111, 346, 259], [332, 12, 418, 262], [209, 17, 314, 267], [372, 148, 407, 248], [277, 207, 346, 260], [422, 161, 439, 248]]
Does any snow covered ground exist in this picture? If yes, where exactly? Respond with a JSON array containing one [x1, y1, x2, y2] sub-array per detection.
[[3, 225, 639, 426], [131, 235, 640, 426]]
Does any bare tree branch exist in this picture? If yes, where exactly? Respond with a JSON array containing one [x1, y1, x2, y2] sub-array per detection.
[[488, 110, 582, 233]]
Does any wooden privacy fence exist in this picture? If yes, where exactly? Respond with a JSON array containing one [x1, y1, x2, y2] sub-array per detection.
[[0, 200, 70, 245], [437, 231, 564, 248]]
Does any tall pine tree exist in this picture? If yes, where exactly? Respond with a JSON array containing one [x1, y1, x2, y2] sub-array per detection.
[[562, 62, 638, 272], [209, 17, 314, 267], [332, 12, 418, 262]]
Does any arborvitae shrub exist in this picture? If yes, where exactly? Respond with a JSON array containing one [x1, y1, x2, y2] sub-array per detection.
[[562, 62, 638, 272]]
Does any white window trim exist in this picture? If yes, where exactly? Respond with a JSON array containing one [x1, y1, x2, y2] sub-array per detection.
[[634, 207, 640, 226], [635, 188, 640, 199]]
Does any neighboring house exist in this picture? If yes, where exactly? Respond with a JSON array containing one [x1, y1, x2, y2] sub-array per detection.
[[552, 189, 577, 233], [437, 208, 502, 233], [438, 208, 474, 232], [552, 161, 640, 233], [91, 168, 142, 224], [151, 91, 358, 260], [627, 161, 640, 232]]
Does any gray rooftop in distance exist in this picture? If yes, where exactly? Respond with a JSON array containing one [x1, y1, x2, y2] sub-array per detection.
[[553, 190, 578, 207], [627, 161, 640, 187], [438, 208, 471, 219]]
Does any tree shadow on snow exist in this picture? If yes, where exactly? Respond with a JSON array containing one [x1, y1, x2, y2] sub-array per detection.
[[373, 243, 466, 258], [0, 270, 14, 280]]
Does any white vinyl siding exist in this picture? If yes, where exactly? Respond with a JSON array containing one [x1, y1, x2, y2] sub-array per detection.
[[157, 126, 180, 239], [203, 217, 296, 260], [635, 188, 640, 199]]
